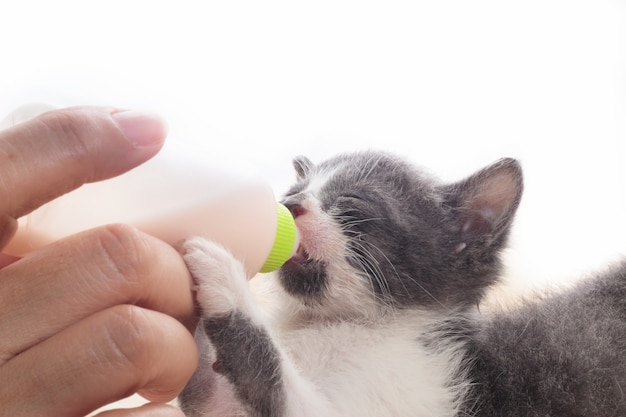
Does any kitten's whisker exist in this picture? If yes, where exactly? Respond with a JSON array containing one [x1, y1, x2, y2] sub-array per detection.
[[348, 247, 388, 303], [347, 241, 395, 310], [337, 211, 448, 309], [357, 238, 448, 310], [337, 213, 421, 308]]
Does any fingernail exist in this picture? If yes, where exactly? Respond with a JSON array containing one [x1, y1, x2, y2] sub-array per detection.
[[111, 110, 168, 148]]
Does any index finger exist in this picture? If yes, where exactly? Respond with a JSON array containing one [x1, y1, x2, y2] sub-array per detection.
[[0, 106, 166, 219]]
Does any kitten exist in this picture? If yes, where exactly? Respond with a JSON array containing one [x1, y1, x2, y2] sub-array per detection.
[[178, 151, 625, 417]]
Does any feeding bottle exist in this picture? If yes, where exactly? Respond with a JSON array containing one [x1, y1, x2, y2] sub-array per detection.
[[1, 104, 299, 278]]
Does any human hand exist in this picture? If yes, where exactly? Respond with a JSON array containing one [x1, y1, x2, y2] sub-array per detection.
[[0, 107, 198, 417]]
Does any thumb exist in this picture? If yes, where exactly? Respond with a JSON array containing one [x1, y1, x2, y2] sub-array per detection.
[[0, 106, 167, 220]]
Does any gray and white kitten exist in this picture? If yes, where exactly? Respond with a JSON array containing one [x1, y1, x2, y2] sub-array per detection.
[[178, 151, 625, 417]]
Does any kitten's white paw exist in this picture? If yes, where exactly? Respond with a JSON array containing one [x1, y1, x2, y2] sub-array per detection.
[[182, 237, 251, 317]]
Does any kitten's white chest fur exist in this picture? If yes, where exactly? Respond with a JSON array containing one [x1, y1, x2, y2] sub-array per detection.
[[272, 308, 468, 416]]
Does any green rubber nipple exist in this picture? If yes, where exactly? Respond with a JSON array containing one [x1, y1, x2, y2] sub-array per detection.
[[259, 202, 299, 273]]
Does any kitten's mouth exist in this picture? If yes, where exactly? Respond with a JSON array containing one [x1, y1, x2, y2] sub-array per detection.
[[289, 243, 313, 267]]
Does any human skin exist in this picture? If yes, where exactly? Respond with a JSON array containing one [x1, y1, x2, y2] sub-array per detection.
[[0, 107, 198, 417]]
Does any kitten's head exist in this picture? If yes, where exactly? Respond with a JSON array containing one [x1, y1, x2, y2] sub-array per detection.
[[278, 151, 522, 315]]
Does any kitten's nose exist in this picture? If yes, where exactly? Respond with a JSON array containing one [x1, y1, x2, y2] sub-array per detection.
[[283, 200, 307, 218]]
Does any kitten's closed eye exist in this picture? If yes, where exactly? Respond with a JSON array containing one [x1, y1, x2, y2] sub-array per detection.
[[332, 195, 373, 220]]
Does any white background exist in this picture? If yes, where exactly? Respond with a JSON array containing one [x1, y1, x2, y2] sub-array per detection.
[[2, 0, 625, 287], [1, 0, 625, 410]]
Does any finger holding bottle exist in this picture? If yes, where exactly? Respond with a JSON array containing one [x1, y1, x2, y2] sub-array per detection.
[[0, 106, 198, 417]]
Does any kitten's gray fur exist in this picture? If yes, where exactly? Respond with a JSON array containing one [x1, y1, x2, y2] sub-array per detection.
[[467, 264, 625, 416], [179, 150, 625, 417]]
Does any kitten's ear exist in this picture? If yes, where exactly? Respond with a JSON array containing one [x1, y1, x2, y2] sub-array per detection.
[[293, 155, 314, 180], [445, 158, 523, 245]]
